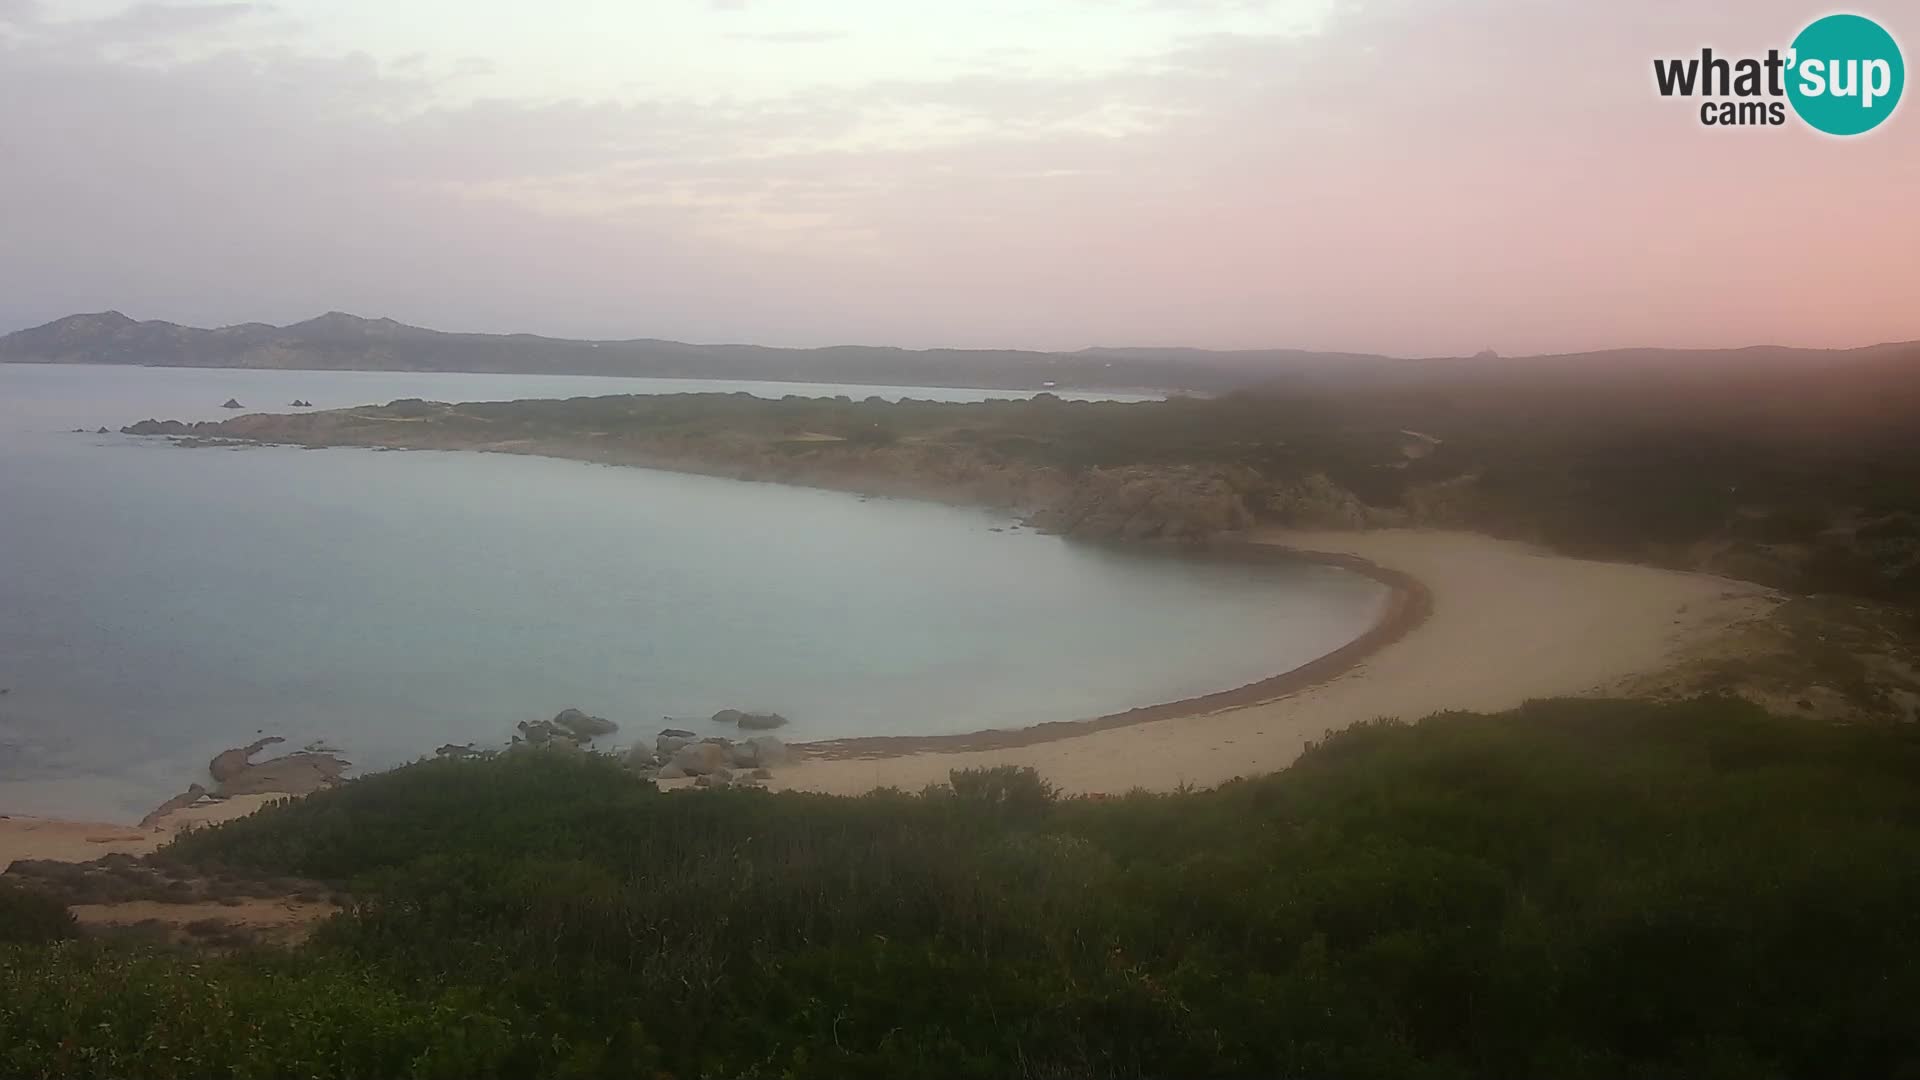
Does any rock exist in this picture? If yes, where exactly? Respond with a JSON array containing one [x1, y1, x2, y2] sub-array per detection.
[[746, 735, 789, 766], [551, 707, 616, 738], [96, 426, 110, 434], [729, 736, 789, 769], [290, 399, 313, 407], [122, 419, 190, 436], [210, 736, 285, 781], [656, 729, 697, 758], [435, 743, 478, 759], [710, 708, 744, 725], [737, 711, 788, 731], [656, 763, 688, 780], [518, 718, 589, 745], [220, 398, 243, 409], [751, 767, 773, 780], [213, 750, 348, 796], [138, 783, 209, 828], [670, 741, 731, 776]]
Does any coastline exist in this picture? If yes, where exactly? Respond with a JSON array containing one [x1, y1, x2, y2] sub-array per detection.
[[1, 527, 1776, 861], [796, 541, 1431, 759], [766, 528, 1781, 797], [5, 408, 1786, 851]]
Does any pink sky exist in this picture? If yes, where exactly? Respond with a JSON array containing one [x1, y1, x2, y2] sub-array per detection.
[[0, 0, 1913, 355]]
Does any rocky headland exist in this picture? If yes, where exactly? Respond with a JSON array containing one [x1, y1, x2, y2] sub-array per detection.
[[120, 395, 1396, 544]]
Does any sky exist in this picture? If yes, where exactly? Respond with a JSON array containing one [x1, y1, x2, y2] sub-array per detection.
[[0, 0, 1914, 355]]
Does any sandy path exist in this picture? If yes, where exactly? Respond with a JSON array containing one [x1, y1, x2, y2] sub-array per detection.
[[772, 528, 1779, 796], [69, 896, 337, 946]]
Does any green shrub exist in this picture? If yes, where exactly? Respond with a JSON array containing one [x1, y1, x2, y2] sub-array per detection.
[[0, 885, 76, 945], [7, 699, 1920, 1078]]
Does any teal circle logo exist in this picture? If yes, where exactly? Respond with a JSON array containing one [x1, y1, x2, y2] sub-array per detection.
[[1787, 14, 1904, 135]]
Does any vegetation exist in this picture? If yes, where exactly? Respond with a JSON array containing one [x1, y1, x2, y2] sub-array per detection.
[[0, 885, 75, 945], [5, 698, 1920, 1078]]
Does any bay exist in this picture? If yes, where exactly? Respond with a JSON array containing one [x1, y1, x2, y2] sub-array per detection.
[[0, 364, 1385, 819]]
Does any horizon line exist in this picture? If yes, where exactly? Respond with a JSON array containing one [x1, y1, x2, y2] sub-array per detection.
[[7, 308, 1919, 362]]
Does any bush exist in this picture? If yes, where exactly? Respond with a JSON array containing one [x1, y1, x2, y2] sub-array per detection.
[[0, 886, 76, 945], [946, 764, 1057, 818], [6, 699, 1920, 1078]]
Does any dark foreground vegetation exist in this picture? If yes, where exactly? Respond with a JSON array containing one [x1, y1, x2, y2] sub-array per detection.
[[4, 698, 1920, 1078]]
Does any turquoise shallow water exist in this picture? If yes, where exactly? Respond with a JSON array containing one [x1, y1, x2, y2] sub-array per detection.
[[0, 364, 1385, 820]]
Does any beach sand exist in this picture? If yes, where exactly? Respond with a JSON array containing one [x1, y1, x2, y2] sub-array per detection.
[[1, 794, 285, 871], [770, 528, 1780, 796]]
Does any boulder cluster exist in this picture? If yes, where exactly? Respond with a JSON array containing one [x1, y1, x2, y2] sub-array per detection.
[[481, 707, 792, 789], [513, 707, 619, 747], [628, 722, 789, 789]]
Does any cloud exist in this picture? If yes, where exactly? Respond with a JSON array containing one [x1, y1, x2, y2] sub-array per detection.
[[0, 0, 1913, 355], [725, 29, 847, 44]]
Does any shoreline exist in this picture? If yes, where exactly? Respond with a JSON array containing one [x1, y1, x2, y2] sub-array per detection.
[[2, 528, 1777, 855], [766, 528, 1780, 797], [797, 541, 1431, 759], [7, 412, 1784, 842], [2, 539, 1415, 839]]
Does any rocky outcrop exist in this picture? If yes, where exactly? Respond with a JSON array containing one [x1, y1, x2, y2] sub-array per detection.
[[551, 707, 617, 738], [1027, 465, 1259, 542], [670, 741, 732, 776], [627, 727, 789, 787], [708, 708, 789, 730], [729, 736, 788, 769], [220, 398, 243, 409], [206, 735, 348, 796], [1260, 473, 1387, 529], [516, 709, 616, 746], [656, 729, 697, 758], [138, 783, 209, 827], [209, 737, 285, 782], [122, 419, 193, 435]]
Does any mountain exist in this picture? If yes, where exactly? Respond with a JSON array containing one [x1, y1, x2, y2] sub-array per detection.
[[4, 310, 1917, 397], [0, 310, 1373, 393]]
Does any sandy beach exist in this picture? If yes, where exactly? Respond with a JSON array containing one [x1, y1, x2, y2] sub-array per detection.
[[2, 527, 1779, 865], [770, 528, 1780, 796], [0, 794, 285, 871]]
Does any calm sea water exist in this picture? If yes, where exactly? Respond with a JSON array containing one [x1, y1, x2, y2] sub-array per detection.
[[0, 364, 1385, 820]]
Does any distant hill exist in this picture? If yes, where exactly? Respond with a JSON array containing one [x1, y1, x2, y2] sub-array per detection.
[[0, 310, 1398, 393], [3, 310, 1917, 396]]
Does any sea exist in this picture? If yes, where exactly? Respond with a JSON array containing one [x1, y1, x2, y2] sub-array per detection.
[[0, 363, 1387, 819]]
